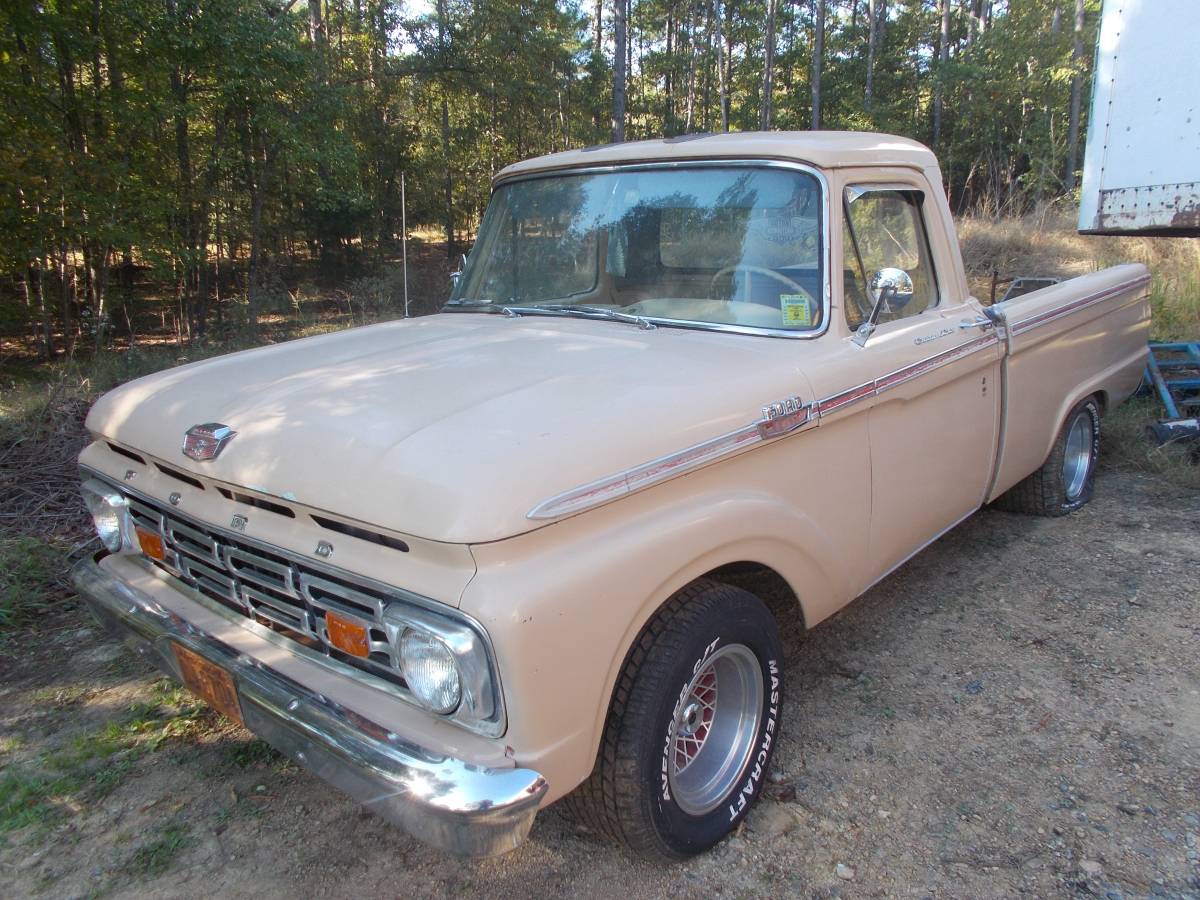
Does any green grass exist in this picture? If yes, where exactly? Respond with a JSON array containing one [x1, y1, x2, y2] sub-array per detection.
[[0, 769, 75, 834], [224, 738, 282, 769], [0, 692, 215, 834], [0, 736, 25, 757], [0, 535, 68, 631], [123, 820, 191, 877]]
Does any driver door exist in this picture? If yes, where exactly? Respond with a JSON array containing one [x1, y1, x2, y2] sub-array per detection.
[[842, 181, 1002, 587]]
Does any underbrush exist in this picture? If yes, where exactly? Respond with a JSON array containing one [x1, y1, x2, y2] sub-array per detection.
[[0, 344, 249, 636], [0, 536, 71, 630]]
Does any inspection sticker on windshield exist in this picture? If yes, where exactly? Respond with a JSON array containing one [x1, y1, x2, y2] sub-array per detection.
[[780, 294, 814, 326]]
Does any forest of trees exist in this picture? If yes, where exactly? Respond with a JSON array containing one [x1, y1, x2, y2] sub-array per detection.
[[1, 0, 1098, 356]]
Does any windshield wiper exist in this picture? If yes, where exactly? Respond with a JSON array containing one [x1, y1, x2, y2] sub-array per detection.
[[444, 299, 507, 311], [444, 300, 657, 330], [518, 304, 657, 331]]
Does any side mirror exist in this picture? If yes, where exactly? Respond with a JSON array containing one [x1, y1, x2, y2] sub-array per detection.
[[853, 267, 915, 347]]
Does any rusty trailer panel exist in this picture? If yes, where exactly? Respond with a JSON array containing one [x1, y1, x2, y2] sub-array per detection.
[[1097, 183, 1200, 238]]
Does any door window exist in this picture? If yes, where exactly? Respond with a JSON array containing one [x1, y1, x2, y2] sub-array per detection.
[[842, 188, 938, 328]]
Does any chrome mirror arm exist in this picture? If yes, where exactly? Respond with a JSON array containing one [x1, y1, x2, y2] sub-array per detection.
[[853, 285, 894, 348]]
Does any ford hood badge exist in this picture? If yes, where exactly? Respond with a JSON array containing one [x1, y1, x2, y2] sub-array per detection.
[[182, 423, 237, 461]]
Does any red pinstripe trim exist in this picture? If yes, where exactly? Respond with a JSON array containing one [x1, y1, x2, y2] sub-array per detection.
[[818, 333, 999, 417], [1009, 274, 1150, 335], [817, 381, 875, 415]]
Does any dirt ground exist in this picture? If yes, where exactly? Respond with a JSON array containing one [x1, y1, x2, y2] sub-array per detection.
[[1, 465, 1198, 900]]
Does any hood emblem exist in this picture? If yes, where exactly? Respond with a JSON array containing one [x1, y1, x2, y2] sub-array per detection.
[[182, 423, 237, 461]]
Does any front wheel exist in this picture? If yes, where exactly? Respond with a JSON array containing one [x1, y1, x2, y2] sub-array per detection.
[[564, 580, 784, 860], [993, 396, 1101, 517]]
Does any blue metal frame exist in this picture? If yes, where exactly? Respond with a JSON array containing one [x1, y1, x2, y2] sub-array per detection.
[[1145, 342, 1200, 419]]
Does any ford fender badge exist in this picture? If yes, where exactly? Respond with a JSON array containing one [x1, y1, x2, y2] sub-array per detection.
[[182, 423, 237, 461]]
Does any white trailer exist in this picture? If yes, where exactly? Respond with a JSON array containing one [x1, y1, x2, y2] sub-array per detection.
[[1078, 0, 1200, 236]]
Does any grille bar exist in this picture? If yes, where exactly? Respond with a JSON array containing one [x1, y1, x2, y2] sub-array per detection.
[[131, 493, 407, 688]]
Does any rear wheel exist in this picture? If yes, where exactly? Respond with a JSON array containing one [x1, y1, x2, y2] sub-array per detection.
[[564, 580, 783, 860], [994, 396, 1101, 517]]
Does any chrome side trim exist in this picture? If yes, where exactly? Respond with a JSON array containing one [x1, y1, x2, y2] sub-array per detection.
[[487, 159, 834, 341], [527, 333, 1001, 521], [821, 333, 999, 416], [526, 421, 769, 519], [1006, 274, 1151, 335], [73, 555, 546, 857]]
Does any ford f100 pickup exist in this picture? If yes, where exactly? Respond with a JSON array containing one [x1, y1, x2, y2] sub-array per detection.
[[73, 132, 1151, 860]]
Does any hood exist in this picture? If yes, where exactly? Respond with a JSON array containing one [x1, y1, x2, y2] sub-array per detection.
[[86, 314, 812, 543]]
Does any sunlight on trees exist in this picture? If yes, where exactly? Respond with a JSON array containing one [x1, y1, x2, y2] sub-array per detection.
[[0, 0, 1099, 357]]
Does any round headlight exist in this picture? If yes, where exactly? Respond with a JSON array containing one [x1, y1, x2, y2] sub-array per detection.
[[81, 479, 129, 553], [400, 630, 461, 714]]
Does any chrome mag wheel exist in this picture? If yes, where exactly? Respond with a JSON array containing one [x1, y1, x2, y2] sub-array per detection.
[[1062, 410, 1094, 501], [668, 644, 763, 816]]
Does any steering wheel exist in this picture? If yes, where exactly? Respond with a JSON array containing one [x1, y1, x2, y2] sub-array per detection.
[[708, 265, 813, 304]]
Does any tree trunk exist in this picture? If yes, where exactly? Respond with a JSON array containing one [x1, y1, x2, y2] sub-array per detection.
[[717, 0, 730, 131], [810, 0, 825, 129], [308, 0, 324, 44], [246, 134, 268, 342], [664, 10, 674, 132], [437, 0, 455, 254], [1064, 0, 1085, 189], [760, 0, 777, 129], [36, 262, 53, 360], [685, 4, 700, 131], [932, 0, 950, 148], [612, 0, 627, 141], [866, 0, 886, 107]]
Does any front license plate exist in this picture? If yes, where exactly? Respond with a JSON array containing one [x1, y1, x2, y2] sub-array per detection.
[[173, 644, 244, 725]]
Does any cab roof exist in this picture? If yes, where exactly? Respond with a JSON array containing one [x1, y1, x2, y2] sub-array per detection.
[[495, 131, 938, 183]]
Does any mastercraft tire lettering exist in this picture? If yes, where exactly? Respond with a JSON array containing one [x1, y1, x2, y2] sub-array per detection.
[[564, 580, 784, 860]]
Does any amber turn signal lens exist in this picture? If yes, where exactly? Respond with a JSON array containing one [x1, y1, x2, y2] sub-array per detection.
[[325, 610, 370, 658], [135, 527, 166, 561]]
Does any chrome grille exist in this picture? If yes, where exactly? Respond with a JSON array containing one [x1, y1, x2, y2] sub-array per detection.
[[126, 495, 404, 686]]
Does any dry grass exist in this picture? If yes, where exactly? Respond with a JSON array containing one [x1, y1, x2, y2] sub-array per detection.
[[958, 209, 1200, 339], [1101, 396, 1200, 490]]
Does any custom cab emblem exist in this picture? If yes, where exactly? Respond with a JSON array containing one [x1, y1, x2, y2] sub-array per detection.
[[914, 327, 954, 345], [182, 423, 236, 461]]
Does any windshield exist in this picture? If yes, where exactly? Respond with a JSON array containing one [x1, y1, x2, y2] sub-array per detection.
[[448, 165, 825, 333]]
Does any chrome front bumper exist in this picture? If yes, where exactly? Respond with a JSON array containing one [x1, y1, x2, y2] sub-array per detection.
[[72, 556, 548, 857]]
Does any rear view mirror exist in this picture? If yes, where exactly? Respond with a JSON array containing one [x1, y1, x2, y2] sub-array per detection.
[[853, 267, 914, 347], [869, 267, 915, 309]]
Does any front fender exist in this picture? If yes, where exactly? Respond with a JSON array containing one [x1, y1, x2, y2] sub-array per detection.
[[462, 469, 852, 804]]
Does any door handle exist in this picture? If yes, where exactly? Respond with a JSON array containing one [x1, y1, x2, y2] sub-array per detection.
[[959, 316, 994, 330]]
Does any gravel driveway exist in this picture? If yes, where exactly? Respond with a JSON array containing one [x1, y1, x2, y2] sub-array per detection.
[[1, 466, 1197, 899]]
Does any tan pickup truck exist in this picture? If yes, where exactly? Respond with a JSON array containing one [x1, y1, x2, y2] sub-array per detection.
[[73, 132, 1150, 860]]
